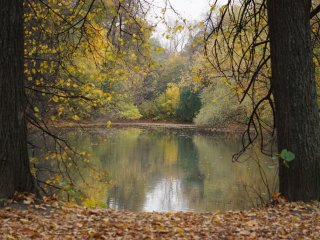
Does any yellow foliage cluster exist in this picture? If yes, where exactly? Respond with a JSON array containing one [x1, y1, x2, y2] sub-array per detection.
[[24, 0, 153, 121]]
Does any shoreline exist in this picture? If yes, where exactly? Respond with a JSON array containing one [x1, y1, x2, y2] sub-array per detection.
[[30, 120, 247, 134]]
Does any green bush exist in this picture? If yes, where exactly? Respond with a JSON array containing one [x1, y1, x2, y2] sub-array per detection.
[[194, 81, 248, 127], [176, 88, 201, 122], [119, 102, 142, 120], [139, 84, 180, 120], [139, 100, 158, 119], [109, 94, 142, 120]]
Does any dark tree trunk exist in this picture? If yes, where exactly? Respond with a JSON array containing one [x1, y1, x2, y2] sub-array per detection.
[[0, 0, 35, 198], [268, 0, 320, 200]]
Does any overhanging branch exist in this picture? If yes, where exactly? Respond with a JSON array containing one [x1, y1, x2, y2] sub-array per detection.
[[310, 4, 320, 19]]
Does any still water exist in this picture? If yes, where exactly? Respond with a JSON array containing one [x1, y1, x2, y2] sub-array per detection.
[[33, 126, 277, 212]]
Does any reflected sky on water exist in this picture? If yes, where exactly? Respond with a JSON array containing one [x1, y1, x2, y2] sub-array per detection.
[[32, 127, 278, 212]]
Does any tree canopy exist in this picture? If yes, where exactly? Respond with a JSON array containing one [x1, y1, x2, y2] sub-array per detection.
[[1, 0, 320, 202]]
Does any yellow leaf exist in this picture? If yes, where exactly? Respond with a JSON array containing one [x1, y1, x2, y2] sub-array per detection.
[[72, 115, 80, 121], [52, 96, 59, 103]]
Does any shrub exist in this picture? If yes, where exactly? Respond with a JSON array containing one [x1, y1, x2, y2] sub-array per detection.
[[176, 88, 201, 122], [194, 81, 248, 127]]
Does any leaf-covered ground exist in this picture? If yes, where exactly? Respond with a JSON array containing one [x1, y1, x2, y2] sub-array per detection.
[[0, 196, 319, 239]]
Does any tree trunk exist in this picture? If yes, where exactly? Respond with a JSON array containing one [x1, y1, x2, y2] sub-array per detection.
[[0, 0, 35, 198], [268, 0, 320, 200]]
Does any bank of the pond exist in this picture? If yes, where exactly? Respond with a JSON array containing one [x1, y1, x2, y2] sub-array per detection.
[[37, 120, 247, 133], [1, 197, 319, 239]]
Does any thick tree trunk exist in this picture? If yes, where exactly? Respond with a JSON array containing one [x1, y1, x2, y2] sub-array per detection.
[[0, 0, 35, 198], [268, 0, 320, 200]]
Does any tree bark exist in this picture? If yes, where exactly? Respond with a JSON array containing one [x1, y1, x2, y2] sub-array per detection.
[[0, 0, 35, 198], [268, 0, 320, 200]]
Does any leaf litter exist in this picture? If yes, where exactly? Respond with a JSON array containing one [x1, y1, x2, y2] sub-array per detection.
[[0, 193, 319, 239]]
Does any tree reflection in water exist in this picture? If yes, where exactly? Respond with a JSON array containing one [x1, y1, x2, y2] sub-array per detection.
[[33, 127, 277, 212]]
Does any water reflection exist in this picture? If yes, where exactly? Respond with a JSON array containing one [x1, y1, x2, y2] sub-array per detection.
[[144, 178, 188, 211], [33, 127, 277, 212]]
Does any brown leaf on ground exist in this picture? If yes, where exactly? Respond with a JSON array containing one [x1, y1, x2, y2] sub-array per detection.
[[0, 200, 319, 239]]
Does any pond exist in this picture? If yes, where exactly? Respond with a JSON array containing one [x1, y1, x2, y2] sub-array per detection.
[[31, 126, 278, 212]]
